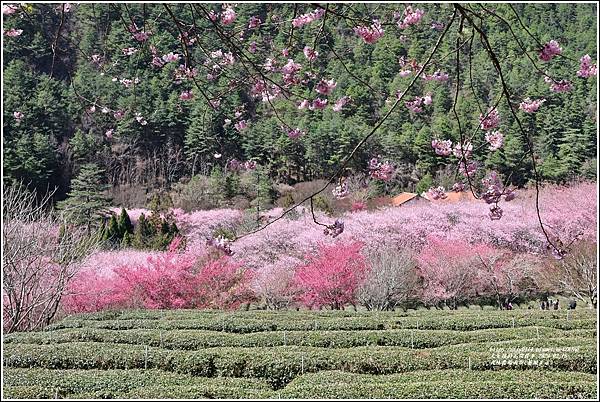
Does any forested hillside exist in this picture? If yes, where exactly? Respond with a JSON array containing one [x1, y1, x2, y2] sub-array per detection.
[[2, 3, 597, 201]]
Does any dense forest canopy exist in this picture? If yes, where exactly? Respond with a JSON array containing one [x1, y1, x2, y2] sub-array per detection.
[[2, 3, 597, 202]]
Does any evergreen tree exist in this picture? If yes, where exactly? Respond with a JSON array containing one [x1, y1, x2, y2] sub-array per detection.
[[117, 208, 134, 236], [57, 163, 111, 233]]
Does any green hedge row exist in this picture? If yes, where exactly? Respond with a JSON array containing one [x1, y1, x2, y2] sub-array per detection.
[[3, 368, 273, 399], [5, 326, 596, 350], [48, 315, 596, 333], [280, 379, 596, 399], [4, 368, 596, 399], [63, 308, 596, 322], [5, 338, 596, 389]]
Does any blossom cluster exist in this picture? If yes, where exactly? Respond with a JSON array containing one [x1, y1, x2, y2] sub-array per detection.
[[354, 20, 384, 44], [395, 6, 425, 29], [368, 158, 395, 181]]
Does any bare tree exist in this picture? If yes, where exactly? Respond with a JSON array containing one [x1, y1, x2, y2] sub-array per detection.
[[358, 248, 420, 311], [3, 183, 100, 332], [552, 242, 597, 309]]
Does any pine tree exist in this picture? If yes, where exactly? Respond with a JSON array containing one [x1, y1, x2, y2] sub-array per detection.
[[132, 213, 153, 249], [117, 208, 134, 236], [57, 163, 111, 234], [103, 214, 120, 242]]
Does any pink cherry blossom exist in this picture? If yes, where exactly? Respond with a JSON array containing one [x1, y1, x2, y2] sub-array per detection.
[[13, 111, 24, 122], [179, 90, 194, 101], [151, 56, 165, 68], [234, 120, 248, 132], [248, 41, 257, 53], [2, 4, 18, 15], [113, 110, 125, 120], [122, 47, 138, 56], [132, 30, 152, 42], [90, 54, 102, 64], [576, 54, 597, 78], [298, 99, 310, 110], [281, 59, 302, 75], [458, 160, 478, 177], [519, 97, 546, 113], [368, 158, 395, 181], [431, 139, 452, 156], [547, 78, 573, 93], [489, 205, 503, 220], [323, 220, 345, 238], [333, 96, 351, 112], [354, 19, 384, 44], [479, 107, 500, 131], [431, 21, 444, 31], [396, 6, 425, 29], [135, 112, 147, 126], [422, 92, 433, 105], [228, 158, 242, 171], [286, 127, 306, 139], [539, 40, 562, 61], [405, 97, 423, 113], [244, 160, 257, 170], [248, 16, 261, 29], [399, 69, 412, 77], [162, 52, 181, 63], [332, 182, 349, 199], [310, 98, 328, 110], [452, 182, 465, 192], [292, 8, 325, 28], [207, 10, 218, 21], [303, 46, 319, 62], [427, 186, 447, 200], [4, 28, 23, 37], [221, 6, 236, 25], [101, 107, 109, 114], [453, 142, 473, 158], [105, 129, 114, 138], [422, 70, 449, 81], [485, 130, 504, 151], [315, 78, 337, 95]]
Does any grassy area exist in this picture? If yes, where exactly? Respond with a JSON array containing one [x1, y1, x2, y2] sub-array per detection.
[[3, 309, 597, 399]]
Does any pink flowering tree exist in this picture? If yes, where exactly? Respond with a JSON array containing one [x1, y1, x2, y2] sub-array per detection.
[[2, 3, 596, 261], [293, 241, 369, 310], [418, 236, 493, 309]]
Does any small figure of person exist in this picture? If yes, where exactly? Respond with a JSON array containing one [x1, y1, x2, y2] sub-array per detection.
[[507, 302, 513, 310], [540, 301, 546, 310], [568, 299, 577, 310], [553, 300, 559, 310]]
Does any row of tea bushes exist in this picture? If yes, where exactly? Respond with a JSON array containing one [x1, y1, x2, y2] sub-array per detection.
[[5, 326, 596, 350]]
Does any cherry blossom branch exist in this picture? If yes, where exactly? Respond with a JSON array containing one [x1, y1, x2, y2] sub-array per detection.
[[234, 8, 458, 241], [456, 4, 562, 256]]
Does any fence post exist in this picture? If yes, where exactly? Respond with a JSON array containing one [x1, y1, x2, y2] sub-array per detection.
[[283, 331, 286, 346], [144, 345, 148, 370], [411, 331, 414, 349], [468, 356, 472, 370], [512, 317, 515, 328], [301, 355, 304, 374]]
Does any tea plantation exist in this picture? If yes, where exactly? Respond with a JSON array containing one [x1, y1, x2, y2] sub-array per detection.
[[3, 309, 598, 399]]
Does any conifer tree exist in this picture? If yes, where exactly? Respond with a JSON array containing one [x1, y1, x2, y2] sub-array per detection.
[[57, 163, 110, 234]]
